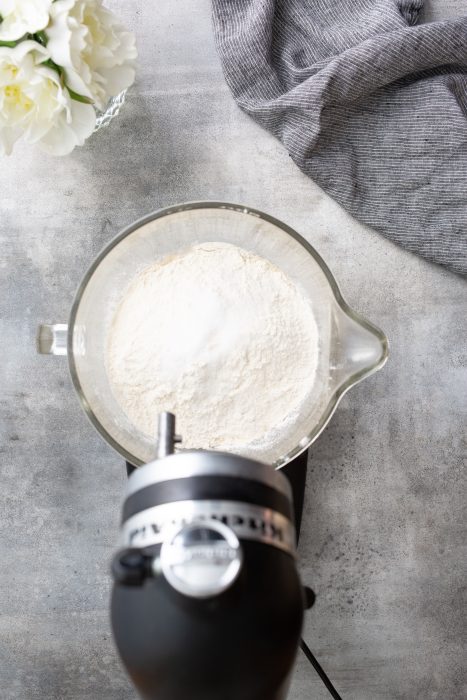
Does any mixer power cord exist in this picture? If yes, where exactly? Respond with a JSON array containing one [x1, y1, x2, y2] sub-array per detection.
[[300, 639, 343, 700]]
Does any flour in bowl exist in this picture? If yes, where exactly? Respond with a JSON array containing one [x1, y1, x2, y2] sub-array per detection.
[[106, 242, 319, 454]]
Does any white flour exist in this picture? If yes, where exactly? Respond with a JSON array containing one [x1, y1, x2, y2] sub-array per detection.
[[106, 242, 319, 454]]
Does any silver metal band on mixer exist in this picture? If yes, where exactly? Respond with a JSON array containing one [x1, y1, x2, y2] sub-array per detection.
[[121, 499, 297, 557], [125, 451, 293, 499]]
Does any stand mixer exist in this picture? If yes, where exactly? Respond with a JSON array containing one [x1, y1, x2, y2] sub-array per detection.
[[112, 412, 308, 700]]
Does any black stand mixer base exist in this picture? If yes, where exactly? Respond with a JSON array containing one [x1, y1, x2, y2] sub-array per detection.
[[280, 450, 308, 539]]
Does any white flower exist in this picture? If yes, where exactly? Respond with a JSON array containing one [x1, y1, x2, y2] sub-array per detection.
[[47, 0, 137, 111], [0, 41, 96, 155], [0, 0, 52, 41]]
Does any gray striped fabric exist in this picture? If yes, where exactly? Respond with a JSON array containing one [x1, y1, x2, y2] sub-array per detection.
[[212, 0, 467, 274]]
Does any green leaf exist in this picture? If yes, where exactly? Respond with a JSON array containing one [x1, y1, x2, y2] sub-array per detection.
[[0, 32, 30, 47], [34, 31, 48, 46], [67, 88, 94, 105], [42, 58, 61, 72]]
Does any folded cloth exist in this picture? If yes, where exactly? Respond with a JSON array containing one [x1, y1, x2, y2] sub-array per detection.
[[212, 0, 467, 275]]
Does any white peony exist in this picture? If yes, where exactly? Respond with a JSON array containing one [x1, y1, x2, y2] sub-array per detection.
[[0, 0, 52, 41], [47, 0, 137, 111], [0, 41, 96, 155]]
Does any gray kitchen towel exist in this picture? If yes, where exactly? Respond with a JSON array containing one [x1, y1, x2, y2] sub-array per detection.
[[212, 0, 467, 274]]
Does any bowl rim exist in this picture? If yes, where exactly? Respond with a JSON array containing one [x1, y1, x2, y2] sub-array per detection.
[[67, 200, 389, 469]]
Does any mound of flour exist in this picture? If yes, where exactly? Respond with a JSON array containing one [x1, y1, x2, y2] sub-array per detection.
[[106, 242, 319, 453]]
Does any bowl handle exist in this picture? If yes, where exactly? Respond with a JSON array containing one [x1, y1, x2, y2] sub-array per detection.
[[36, 324, 68, 356]]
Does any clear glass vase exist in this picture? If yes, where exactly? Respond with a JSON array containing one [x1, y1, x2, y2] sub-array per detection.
[[93, 90, 127, 132]]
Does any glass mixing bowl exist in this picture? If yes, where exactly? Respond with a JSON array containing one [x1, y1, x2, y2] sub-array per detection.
[[38, 202, 388, 468]]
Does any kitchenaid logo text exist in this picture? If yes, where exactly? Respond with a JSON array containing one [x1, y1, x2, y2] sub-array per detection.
[[122, 500, 296, 556], [128, 512, 285, 544]]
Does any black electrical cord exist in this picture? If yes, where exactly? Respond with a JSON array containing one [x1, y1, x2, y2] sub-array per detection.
[[300, 638, 343, 700]]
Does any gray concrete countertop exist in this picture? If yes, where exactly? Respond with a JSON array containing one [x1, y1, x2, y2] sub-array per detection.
[[1, 1, 466, 698]]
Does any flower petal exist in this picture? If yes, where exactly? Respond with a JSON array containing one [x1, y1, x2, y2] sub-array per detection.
[[47, 0, 137, 107], [0, 0, 53, 41]]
